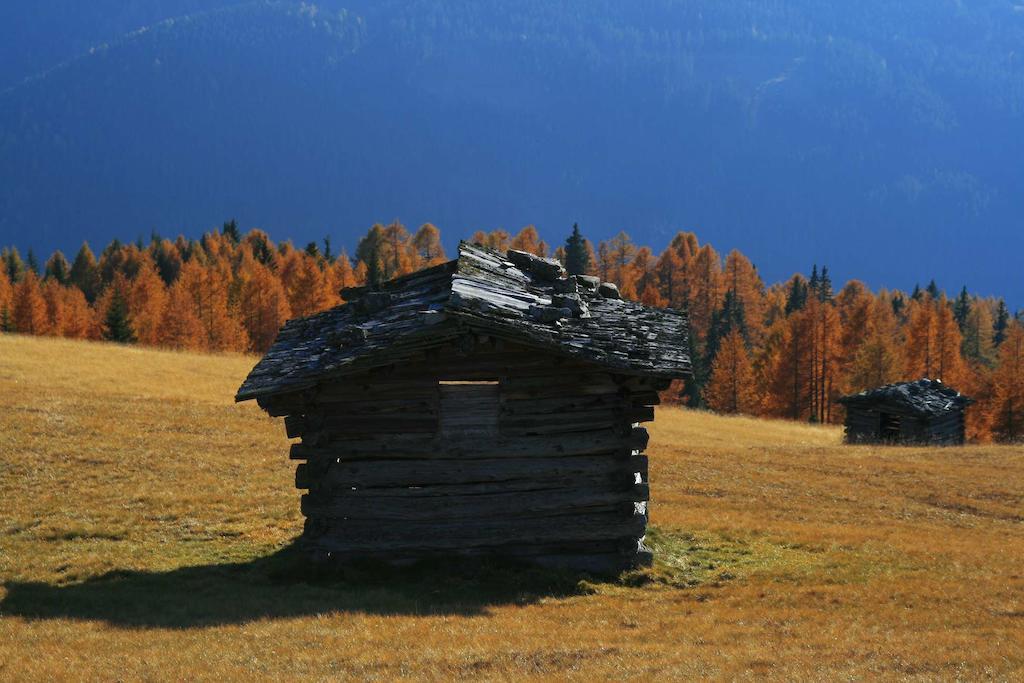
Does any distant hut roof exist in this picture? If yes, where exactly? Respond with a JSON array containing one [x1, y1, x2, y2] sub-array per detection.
[[838, 379, 973, 417], [236, 242, 691, 401]]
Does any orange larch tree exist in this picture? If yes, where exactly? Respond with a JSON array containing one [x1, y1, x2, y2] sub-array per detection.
[[804, 296, 843, 423], [704, 329, 759, 414], [620, 246, 656, 300], [289, 255, 332, 319], [764, 313, 812, 420], [128, 261, 168, 346], [688, 243, 724, 346], [158, 280, 206, 351], [40, 280, 68, 336], [600, 232, 636, 288], [961, 301, 995, 368], [723, 250, 765, 343], [176, 260, 249, 352], [12, 271, 49, 335], [904, 298, 937, 379], [933, 297, 969, 388], [411, 223, 447, 266], [844, 301, 901, 393], [240, 261, 292, 353], [986, 323, 1024, 442], [654, 246, 687, 309], [380, 221, 416, 278], [276, 244, 304, 300], [0, 267, 15, 330], [470, 229, 512, 253], [509, 225, 546, 257], [59, 286, 95, 339], [331, 250, 361, 301], [835, 281, 874, 393]]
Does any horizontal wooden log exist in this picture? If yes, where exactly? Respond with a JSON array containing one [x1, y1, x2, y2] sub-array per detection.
[[628, 406, 655, 424], [628, 390, 661, 407], [500, 393, 624, 415], [301, 483, 649, 521], [308, 549, 648, 574], [303, 417, 440, 438], [289, 429, 642, 461], [284, 415, 305, 439], [303, 509, 647, 552], [305, 536, 645, 562], [500, 410, 626, 436], [631, 426, 650, 450], [257, 391, 308, 417], [297, 470, 645, 497], [316, 382, 439, 401], [297, 454, 649, 490]]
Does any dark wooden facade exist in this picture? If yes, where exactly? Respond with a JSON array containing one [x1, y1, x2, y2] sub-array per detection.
[[838, 379, 973, 445], [237, 243, 691, 573]]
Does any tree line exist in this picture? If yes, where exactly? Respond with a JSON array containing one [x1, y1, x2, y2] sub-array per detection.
[[2, 220, 1022, 442]]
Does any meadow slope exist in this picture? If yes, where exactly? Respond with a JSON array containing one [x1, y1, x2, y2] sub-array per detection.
[[0, 334, 1022, 680]]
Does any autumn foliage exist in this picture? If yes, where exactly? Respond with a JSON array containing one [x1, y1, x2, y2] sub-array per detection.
[[2, 222, 1020, 441]]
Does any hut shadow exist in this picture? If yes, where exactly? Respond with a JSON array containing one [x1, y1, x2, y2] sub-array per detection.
[[0, 542, 597, 629]]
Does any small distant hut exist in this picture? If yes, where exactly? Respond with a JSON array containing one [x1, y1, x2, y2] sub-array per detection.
[[236, 242, 691, 573], [838, 379, 973, 445]]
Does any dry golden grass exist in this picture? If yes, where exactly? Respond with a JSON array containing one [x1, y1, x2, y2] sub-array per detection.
[[1, 333, 1022, 681]]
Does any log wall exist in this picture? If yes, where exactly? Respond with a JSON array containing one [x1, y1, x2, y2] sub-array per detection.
[[844, 406, 966, 445], [258, 335, 664, 573]]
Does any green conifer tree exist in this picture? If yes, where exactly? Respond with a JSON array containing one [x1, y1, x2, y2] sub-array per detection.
[[222, 219, 241, 243], [891, 292, 906, 318], [706, 290, 748, 363], [953, 286, 971, 331], [785, 276, 807, 314], [70, 242, 101, 302], [103, 290, 136, 343], [564, 223, 592, 275], [818, 266, 833, 302], [994, 299, 1010, 347], [26, 249, 39, 275], [2, 247, 26, 283], [44, 251, 71, 285]]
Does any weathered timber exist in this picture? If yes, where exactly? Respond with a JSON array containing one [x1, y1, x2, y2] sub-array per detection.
[[236, 242, 691, 573], [289, 428, 644, 461], [298, 471, 646, 498], [629, 390, 661, 407], [301, 484, 649, 521], [839, 379, 973, 445], [306, 538, 646, 565], [303, 509, 648, 552], [297, 454, 649, 490]]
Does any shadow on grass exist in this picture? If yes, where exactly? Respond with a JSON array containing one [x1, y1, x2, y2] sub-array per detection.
[[0, 543, 598, 629]]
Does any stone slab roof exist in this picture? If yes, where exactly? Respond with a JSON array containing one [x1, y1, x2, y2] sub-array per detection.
[[236, 242, 691, 401], [838, 378, 973, 417]]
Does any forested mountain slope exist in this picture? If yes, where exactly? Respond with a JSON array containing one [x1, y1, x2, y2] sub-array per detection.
[[1, 1, 1023, 299]]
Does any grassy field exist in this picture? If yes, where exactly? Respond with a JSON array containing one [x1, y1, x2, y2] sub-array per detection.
[[1, 334, 1022, 680]]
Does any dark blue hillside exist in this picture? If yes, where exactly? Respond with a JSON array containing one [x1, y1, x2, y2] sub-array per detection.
[[0, 1, 1022, 300]]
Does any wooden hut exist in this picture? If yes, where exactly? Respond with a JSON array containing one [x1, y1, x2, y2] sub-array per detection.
[[236, 242, 691, 573], [838, 379, 973, 445]]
